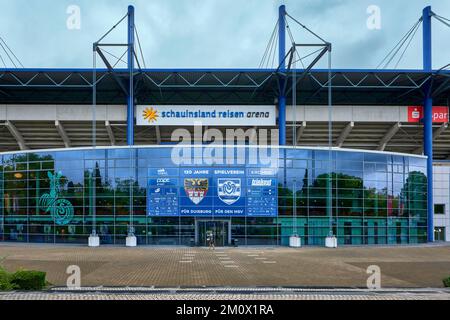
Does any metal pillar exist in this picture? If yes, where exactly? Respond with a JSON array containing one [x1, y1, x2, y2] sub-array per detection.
[[278, 5, 286, 145], [127, 5, 135, 146], [422, 6, 434, 242], [423, 6, 432, 71]]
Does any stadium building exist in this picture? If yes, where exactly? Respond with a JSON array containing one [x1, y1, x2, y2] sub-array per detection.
[[0, 5, 448, 246]]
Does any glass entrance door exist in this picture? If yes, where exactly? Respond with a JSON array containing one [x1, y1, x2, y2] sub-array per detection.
[[434, 227, 446, 242], [196, 220, 230, 247]]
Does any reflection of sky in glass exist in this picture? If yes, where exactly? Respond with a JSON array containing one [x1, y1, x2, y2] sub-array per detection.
[[1, 147, 428, 214], [54, 168, 84, 185]]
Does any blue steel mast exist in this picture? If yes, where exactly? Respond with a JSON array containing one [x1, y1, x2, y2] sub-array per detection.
[[422, 6, 434, 242], [127, 5, 135, 146], [278, 5, 286, 146]]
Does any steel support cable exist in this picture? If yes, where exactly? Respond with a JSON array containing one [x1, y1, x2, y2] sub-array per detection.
[[262, 21, 279, 69], [292, 50, 297, 146], [376, 19, 421, 69], [0, 41, 16, 68], [382, 20, 422, 69], [97, 13, 128, 44], [133, 41, 143, 71], [286, 21, 326, 71], [265, 26, 277, 69], [438, 64, 450, 71], [286, 20, 305, 69], [259, 21, 278, 68], [292, 50, 298, 236], [291, 47, 324, 67], [434, 14, 450, 23], [259, 19, 278, 68], [91, 50, 97, 236], [327, 48, 333, 237], [293, 46, 306, 70], [112, 49, 128, 68], [383, 20, 422, 69], [134, 54, 143, 71], [0, 53, 6, 68], [383, 20, 420, 69], [129, 41, 134, 238], [262, 27, 276, 69], [135, 25, 147, 69], [434, 15, 450, 28], [285, 12, 328, 44], [100, 47, 128, 66], [270, 31, 279, 69], [133, 28, 146, 72], [0, 37, 23, 67], [284, 45, 329, 98], [270, 23, 278, 68], [394, 20, 422, 68]]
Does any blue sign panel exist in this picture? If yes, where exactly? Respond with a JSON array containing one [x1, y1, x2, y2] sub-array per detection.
[[246, 168, 278, 216], [180, 168, 212, 216], [246, 177, 277, 216], [212, 168, 246, 216], [147, 166, 278, 217], [147, 168, 179, 216]]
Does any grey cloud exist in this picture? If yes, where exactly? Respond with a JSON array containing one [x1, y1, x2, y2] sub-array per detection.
[[0, 0, 447, 69]]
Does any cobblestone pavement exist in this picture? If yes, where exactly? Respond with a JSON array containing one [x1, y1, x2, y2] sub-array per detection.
[[1, 243, 450, 288], [1, 289, 450, 300]]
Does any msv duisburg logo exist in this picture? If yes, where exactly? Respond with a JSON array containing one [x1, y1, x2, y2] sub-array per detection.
[[184, 178, 209, 205], [218, 179, 241, 205], [39, 171, 74, 225]]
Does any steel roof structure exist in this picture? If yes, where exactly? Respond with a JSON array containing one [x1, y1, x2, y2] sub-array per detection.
[[0, 68, 448, 159], [0, 68, 448, 105]]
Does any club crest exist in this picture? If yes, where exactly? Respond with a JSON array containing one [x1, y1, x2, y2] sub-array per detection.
[[184, 178, 209, 205], [218, 178, 241, 205]]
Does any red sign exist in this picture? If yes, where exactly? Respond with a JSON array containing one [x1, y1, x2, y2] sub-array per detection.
[[408, 106, 449, 123]]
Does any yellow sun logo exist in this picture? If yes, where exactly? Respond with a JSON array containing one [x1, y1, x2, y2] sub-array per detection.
[[142, 107, 159, 123]]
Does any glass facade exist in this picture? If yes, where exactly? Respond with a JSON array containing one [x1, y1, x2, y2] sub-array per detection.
[[0, 146, 428, 246]]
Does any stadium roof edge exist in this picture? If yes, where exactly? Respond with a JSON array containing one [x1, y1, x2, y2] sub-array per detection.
[[0, 68, 449, 74], [0, 67, 447, 106]]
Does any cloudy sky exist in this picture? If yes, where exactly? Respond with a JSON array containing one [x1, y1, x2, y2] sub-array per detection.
[[0, 0, 448, 69]]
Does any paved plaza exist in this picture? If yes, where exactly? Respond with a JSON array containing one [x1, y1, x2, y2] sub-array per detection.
[[1, 244, 450, 289], [1, 289, 450, 300]]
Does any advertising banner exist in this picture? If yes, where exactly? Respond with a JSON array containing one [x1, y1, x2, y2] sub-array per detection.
[[137, 105, 276, 126], [147, 168, 179, 216], [147, 166, 278, 217], [408, 106, 449, 123]]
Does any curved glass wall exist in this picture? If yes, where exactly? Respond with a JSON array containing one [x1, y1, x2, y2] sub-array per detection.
[[0, 146, 428, 246]]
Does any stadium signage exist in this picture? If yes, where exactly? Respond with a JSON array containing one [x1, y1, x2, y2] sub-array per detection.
[[408, 106, 449, 123], [147, 167, 278, 217], [137, 105, 276, 126]]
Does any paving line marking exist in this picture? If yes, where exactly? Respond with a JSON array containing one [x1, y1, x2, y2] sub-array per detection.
[[255, 257, 268, 260], [263, 261, 277, 264], [221, 261, 236, 264], [224, 265, 239, 268], [179, 261, 193, 263]]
